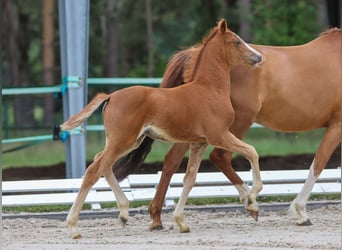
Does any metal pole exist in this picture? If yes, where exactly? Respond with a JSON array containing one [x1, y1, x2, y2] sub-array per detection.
[[58, 0, 89, 178]]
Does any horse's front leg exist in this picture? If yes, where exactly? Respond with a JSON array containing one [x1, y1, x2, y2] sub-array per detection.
[[173, 143, 208, 233], [149, 143, 189, 230], [288, 124, 340, 225]]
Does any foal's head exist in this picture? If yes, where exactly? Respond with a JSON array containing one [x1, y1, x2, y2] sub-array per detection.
[[215, 19, 263, 66]]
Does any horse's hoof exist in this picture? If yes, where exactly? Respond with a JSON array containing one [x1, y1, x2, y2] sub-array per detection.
[[248, 210, 259, 221], [297, 219, 312, 226], [149, 224, 164, 231]]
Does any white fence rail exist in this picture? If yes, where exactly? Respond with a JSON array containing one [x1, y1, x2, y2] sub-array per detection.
[[3, 169, 341, 208]]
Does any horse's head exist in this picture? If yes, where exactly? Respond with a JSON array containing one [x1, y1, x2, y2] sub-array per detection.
[[216, 19, 263, 66]]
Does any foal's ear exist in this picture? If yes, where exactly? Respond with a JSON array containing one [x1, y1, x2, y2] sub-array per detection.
[[218, 19, 228, 34]]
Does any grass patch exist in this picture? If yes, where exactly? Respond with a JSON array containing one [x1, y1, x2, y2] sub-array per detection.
[[2, 127, 325, 169]]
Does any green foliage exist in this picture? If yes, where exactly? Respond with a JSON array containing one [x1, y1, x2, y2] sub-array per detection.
[[251, 0, 319, 45], [2, 0, 324, 83], [2, 1, 325, 134]]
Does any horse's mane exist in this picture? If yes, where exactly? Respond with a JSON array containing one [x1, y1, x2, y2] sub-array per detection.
[[160, 47, 195, 88], [319, 27, 341, 37], [183, 26, 219, 83]]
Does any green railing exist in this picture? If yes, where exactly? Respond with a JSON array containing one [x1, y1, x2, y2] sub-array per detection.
[[2, 77, 262, 149], [1, 78, 162, 148]]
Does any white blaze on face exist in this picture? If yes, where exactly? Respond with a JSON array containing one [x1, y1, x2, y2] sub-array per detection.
[[238, 35, 263, 64]]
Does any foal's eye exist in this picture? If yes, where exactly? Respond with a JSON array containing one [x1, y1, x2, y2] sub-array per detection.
[[234, 40, 242, 46]]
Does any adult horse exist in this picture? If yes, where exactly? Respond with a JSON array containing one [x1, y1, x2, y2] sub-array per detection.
[[61, 19, 263, 238], [113, 27, 341, 229]]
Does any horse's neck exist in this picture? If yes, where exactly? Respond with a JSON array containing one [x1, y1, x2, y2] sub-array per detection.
[[192, 43, 230, 91]]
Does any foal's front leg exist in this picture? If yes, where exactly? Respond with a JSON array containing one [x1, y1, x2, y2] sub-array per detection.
[[173, 142, 208, 233], [211, 131, 262, 220]]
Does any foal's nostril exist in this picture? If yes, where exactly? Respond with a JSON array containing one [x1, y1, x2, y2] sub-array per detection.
[[250, 54, 263, 65], [256, 54, 263, 63]]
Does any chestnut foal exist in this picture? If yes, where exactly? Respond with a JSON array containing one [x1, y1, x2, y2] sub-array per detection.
[[61, 19, 263, 238]]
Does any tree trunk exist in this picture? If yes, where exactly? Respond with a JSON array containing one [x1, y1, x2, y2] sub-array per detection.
[[238, 0, 252, 42], [18, 12, 36, 127], [4, 0, 19, 88], [42, 0, 55, 127], [316, 0, 328, 30], [145, 0, 154, 77], [5, 0, 35, 128], [104, 0, 119, 78]]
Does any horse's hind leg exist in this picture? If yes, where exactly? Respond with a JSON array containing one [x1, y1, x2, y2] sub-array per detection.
[[289, 123, 341, 225], [173, 142, 208, 233], [66, 147, 125, 239], [149, 143, 190, 230], [210, 131, 262, 220]]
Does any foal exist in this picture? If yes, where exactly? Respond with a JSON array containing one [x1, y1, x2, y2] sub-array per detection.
[[61, 19, 263, 238]]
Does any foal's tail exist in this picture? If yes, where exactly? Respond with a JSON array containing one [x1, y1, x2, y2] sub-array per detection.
[[61, 93, 110, 131], [112, 48, 194, 181]]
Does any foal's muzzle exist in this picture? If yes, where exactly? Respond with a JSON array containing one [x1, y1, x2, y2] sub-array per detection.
[[249, 54, 263, 65]]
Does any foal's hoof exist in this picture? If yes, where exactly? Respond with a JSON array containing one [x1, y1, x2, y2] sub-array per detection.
[[149, 223, 164, 231], [179, 226, 190, 233], [248, 210, 259, 221], [71, 232, 82, 239], [119, 216, 128, 227], [297, 219, 312, 226]]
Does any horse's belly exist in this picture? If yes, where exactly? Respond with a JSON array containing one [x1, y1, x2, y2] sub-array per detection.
[[256, 109, 329, 132]]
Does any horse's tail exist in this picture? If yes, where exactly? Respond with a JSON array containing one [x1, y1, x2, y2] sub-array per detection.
[[112, 47, 195, 181], [61, 93, 110, 131], [112, 137, 154, 181]]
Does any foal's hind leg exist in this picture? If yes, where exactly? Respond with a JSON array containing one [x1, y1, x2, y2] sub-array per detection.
[[67, 148, 126, 239], [67, 154, 108, 239], [173, 143, 208, 233], [104, 166, 130, 226], [288, 123, 341, 225], [209, 131, 262, 220]]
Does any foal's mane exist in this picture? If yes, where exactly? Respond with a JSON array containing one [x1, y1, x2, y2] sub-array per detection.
[[319, 27, 341, 37], [183, 26, 220, 83]]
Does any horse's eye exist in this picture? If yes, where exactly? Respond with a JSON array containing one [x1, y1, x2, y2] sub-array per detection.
[[234, 40, 241, 46]]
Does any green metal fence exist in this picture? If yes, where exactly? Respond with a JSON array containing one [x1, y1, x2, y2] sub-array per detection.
[[1, 78, 162, 147]]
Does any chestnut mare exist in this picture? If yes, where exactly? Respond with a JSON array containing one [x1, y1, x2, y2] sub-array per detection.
[[61, 19, 263, 238], [113, 28, 341, 230]]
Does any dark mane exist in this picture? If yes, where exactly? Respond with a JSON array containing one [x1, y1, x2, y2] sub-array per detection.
[[319, 27, 341, 37], [160, 47, 195, 88], [183, 26, 219, 83]]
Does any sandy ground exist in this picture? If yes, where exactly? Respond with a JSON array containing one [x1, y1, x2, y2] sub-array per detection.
[[2, 203, 341, 250]]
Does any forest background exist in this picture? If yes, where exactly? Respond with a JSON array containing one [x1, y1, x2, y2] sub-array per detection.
[[1, 0, 340, 133]]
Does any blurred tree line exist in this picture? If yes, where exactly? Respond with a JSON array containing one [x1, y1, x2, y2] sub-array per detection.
[[1, 0, 340, 129]]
